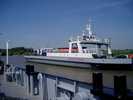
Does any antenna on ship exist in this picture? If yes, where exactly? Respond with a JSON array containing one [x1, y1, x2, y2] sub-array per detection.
[[69, 36, 73, 42], [86, 20, 92, 36], [82, 30, 85, 36]]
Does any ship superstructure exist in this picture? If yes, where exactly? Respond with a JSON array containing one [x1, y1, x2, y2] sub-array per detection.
[[35, 22, 112, 59]]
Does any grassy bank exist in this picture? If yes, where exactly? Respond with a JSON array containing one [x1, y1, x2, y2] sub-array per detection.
[[112, 49, 133, 56]]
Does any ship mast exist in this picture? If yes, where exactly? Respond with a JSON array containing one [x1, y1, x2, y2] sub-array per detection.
[[83, 20, 96, 40], [86, 22, 92, 36]]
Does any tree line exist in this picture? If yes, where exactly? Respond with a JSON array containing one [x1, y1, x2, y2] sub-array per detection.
[[0, 47, 133, 56], [0, 47, 33, 56], [112, 49, 133, 56]]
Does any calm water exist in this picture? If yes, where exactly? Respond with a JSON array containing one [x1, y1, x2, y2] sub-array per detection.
[[0, 56, 26, 68]]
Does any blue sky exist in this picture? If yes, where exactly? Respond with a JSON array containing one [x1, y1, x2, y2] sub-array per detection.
[[0, 0, 133, 49]]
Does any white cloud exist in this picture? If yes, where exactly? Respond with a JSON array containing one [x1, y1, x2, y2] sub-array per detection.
[[93, 0, 131, 10]]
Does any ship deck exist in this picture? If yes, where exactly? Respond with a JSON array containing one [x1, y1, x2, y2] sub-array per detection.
[[25, 56, 133, 69]]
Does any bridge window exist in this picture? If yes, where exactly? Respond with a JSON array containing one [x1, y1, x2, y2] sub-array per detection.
[[72, 43, 78, 53], [81, 43, 97, 53]]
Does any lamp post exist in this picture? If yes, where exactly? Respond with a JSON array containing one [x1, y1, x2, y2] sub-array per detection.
[[6, 40, 10, 65], [0, 33, 3, 57]]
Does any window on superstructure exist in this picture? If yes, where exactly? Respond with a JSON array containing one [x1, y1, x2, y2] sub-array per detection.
[[71, 43, 78, 53], [81, 43, 97, 53], [100, 45, 108, 55]]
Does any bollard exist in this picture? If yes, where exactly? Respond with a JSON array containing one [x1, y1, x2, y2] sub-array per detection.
[[92, 72, 103, 95], [26, 65, 34, 75], [114, 75, 127, 100]]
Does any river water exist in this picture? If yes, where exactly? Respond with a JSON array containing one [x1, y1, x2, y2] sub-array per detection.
[[0, 56, 26, 68]]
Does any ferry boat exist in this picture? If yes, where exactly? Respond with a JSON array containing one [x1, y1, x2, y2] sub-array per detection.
[[25, 22, 133, 68]]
